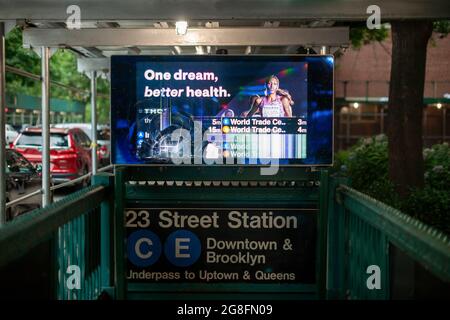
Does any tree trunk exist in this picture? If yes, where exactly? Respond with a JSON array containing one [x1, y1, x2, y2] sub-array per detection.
[[387, 21, 433, 198]]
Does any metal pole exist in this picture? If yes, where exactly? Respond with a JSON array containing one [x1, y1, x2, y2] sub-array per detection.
[[90, 70, 98, 174], [443, 106, 446, 143], [41, 47, 51, 207], [365, 80, 369, 102], [423, 107, 428, 146], [0, 23, 6, 225], [346, 112, 350, 146]]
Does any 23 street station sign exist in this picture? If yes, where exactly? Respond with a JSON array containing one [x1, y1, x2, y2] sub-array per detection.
[[125, 208, 317, 284]]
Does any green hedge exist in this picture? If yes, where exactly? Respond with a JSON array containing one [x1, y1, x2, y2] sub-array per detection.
[[334, 135, 450, 235]]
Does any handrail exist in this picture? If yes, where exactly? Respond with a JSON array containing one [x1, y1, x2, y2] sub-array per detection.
[[337, 184, 450, 282], [51, 165, 113, 190], [6, 65, 109, 98], [5, 165, 114, 208], [5, 188, 42, 208], [98, 164, 114, 172], [0, 185, 107, 268], [50, 173, 92, 191]]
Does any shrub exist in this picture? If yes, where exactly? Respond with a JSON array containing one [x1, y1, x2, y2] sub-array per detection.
[[423, 142, 450, 190], [344, 135, 389, 190], [332, 149, 350, 175], [402, 187, 450, 235], [335, 136, 450, 234], [334, 134, 400, 206]]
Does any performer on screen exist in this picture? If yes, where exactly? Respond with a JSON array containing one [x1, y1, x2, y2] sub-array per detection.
[[244, 75, 294, 118]]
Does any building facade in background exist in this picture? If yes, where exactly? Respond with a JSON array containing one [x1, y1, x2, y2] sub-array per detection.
[[335, 31, 450, 150]]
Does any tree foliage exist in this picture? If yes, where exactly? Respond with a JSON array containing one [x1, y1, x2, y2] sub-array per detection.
[[348, 20, 449, 49], [334, 137, 450, 235], [5, 27, 110, 124], [433, 20, 450, 37], [5, 27, 40, 97], [346, 21, 447, 201], [349, 24, 389, 48]]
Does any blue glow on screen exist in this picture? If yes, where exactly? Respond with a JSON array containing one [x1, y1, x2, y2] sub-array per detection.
[[111, 56, 333, 165]]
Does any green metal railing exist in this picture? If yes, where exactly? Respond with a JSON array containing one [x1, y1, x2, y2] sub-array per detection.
[[0, 174, 113, 299], [57, 207, 101, 299], [327, 177, 450, 299], [1, 169, 448, 300]]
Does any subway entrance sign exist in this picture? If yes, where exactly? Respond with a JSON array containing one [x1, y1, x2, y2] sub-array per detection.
[[110, 54, 333, 300], [113, 166, 328, 300], [125, 208, 317, 284]]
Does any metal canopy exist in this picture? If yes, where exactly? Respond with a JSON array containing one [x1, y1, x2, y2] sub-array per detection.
[[23, 27, 349, 47], [0, 0, 449, 20], [77, 58, 109, 73]]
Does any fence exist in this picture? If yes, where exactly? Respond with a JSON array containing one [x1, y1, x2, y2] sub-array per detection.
[[0, 176, 112, 299], [1, 170, 449, 299], [327, 177, 450, 299], [335, 107, 450, 150]]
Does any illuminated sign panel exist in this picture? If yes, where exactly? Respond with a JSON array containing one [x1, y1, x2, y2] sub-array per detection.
[[111, 55, 333, 165], [125, 208, 317, 284]]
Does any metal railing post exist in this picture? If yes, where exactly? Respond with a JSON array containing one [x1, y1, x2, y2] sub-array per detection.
[[0, 22, 6, 225], [92, 173, 113, 293], [41, 47, 51, 207], [90, 70, 98, 174], [326, 176, 349, 299], [443, 106, 447, 143], [114, 167, 125, 300], [317, 170, 329, 299]]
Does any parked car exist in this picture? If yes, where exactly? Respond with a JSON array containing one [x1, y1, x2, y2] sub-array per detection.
[[12, 127, 92, 186], [53, 123, 111, 166], [5, 149, 42, 221], [5, 124, 19, 145]]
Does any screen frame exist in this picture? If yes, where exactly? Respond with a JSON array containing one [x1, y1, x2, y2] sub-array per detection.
[[110, 54, 334, 167]]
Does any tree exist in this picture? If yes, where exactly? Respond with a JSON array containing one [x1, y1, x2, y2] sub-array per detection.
[[5, 27, 41, 97], [5, 27, 110, 124], [348, 21, 449, 198], [349, 24, 389, 49], [387, 21, 433, 198]]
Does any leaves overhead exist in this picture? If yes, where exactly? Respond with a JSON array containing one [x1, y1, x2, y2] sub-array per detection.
[[349, 25, 389, 49], [433, 20, 450, 37], [5, 27, 110, 124]]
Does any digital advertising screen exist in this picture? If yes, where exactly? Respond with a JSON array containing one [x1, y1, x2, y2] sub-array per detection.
[[111, 55, 334, 166]]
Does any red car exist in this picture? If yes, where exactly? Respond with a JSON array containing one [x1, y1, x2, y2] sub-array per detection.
[[12, 127, 92, 186]]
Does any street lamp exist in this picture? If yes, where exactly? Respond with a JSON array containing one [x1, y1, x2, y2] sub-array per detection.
[[175, 21, 188, 35]]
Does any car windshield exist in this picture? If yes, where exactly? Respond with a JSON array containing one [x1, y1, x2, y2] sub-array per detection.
[[85, 129, 110, 141], [16, 132, 69, 148], [6, 150, 35, 174], [97, 129, 110, 140]]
